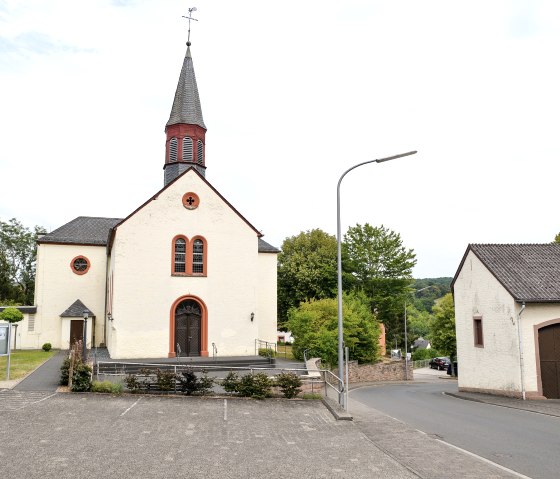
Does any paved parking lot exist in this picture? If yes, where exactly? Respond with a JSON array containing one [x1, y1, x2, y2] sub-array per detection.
[[1, 391, 416, 479], [0, 389, 525, 479]]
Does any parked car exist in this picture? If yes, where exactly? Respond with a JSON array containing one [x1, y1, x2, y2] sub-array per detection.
[[429, 356, 450, 370]]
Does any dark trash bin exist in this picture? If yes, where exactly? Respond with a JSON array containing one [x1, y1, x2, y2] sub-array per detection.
[[447, 362, 458, 376]]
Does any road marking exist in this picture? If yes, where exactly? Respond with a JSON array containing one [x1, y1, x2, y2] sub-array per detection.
[[435, 439, 533, 479], [16, 392, 57, 410], [223, 399, 227, 421], [120, 397, 140, 416]]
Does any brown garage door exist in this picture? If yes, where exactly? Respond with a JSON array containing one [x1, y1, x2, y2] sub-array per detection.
[[539, 323, 560, 399]]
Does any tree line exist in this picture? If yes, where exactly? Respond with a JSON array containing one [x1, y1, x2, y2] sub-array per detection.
[[278, 225, 454, 364]]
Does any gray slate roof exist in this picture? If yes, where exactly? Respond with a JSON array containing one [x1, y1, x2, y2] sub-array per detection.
[[454, 244, 560, 302], [60, 299, 94, 318], [38, 217, 122, 246], [38, 215, 278, 252], [258, 238, 280, 254], [166, 46, 206, 129]]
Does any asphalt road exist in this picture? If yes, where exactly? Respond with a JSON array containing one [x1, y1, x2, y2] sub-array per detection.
[[350, 376, 560, 479]]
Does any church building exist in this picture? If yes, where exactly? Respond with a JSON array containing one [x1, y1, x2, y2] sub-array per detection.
[[26, 38, 279, 359]]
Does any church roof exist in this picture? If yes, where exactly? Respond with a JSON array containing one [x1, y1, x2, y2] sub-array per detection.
[[60, 299, 94, 318], [166, 45, 206, 130], [38, 216, 122, 246], [452, 243, 560, 302], [258, 238, 280, 253]]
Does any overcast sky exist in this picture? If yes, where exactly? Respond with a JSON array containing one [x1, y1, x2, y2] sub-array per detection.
[[1, 1, 559, 279]]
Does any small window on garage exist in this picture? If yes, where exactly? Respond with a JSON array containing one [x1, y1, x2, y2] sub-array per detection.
[[473, 316, 484, 347]]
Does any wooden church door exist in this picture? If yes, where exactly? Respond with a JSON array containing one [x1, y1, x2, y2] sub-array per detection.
[[175, 300, 201, 357]]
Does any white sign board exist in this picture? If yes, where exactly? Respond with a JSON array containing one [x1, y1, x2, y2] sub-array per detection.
[[0, 323, 10, 356]]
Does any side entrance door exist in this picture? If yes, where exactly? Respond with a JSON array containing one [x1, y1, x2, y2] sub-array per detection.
[[539, 323, 560, 399], [70, 320, 84, 347], [175, 300, 201, 357]]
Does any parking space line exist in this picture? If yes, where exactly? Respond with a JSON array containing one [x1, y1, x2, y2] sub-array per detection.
[[223, 399, 227, 421], [120, 397, 141, 416]]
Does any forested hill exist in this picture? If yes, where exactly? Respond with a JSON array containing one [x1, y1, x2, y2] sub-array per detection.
[[412, 277, 452, 313]]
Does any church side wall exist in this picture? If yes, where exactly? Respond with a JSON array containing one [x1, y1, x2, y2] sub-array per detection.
[[109, 173, 263, 359], [257, 252, 278, 344], [454, 251, 558, 397], [34, 243, 107, 349]]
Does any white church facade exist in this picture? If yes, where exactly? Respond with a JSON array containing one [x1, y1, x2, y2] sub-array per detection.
[[23, 40, 279, 359]]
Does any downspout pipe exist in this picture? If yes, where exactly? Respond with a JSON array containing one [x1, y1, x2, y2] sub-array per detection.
[[517, 302, 526, 400]]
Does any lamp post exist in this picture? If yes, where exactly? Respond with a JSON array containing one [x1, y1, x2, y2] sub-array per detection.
[[337, 150, 417, 407], [404, 285, 434, 380], [82, 310, 88, 361]]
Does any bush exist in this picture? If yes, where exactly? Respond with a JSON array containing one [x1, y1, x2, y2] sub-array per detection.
[[92, 380, 123, 394], [155, 369, 176, 392], [42, 343, 52, 352], [71, 363, 92, 392], [237, 373, 273, 399], [411, 348, 440, 361], [124, 374, 142, 392], [275, 372, 302, 399], [177, 368, 215, 396], [60, 357, 71, 386], [222, 371, 241, 394], [258, 348, 276, 358]]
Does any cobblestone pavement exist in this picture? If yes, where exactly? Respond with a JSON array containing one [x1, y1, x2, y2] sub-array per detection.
[[1, 391, 531, 479]]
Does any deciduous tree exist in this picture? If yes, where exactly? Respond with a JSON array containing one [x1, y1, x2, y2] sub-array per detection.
[[344, 223, 416, 347], [287, 292, 381, 366], [0, 218, 43, 304]]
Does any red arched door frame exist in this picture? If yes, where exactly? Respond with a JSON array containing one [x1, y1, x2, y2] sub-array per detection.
[[169, 295, 208, 358]]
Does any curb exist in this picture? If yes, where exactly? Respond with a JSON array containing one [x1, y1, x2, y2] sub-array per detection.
[[321, 395, 353, 421], [445, 392, 560, 418]]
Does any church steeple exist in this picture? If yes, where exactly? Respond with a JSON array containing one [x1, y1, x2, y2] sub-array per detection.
[[164, 35, 207, 185]]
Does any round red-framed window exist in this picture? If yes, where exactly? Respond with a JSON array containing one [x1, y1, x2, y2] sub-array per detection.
[[71, 255, 90, 275], [182, 192, 200, 210]]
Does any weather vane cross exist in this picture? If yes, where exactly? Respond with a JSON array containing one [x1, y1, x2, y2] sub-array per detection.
[[182, 7, 198, 45]]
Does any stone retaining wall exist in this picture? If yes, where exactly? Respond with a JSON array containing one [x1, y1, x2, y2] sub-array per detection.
[[332, 360, 413, 383]]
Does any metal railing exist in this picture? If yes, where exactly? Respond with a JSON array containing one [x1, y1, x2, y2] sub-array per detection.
[[255, 339, 277, 358], [94, 360, 343, 401]]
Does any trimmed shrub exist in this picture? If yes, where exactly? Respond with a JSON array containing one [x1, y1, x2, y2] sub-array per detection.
[[155, 369, 176, 392], [275, 372, 302, 399], [71, 363, 92, 392], [178, 368, 215, 395], [42, 343, 52, 352], [92, 380, 123, 394], [237, 372, 273, 399], [60, 357, 71, 386], [124, 374, 142, 392], [222, 371, 241, 394]]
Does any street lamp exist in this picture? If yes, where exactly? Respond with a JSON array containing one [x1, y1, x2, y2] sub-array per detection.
[[337, 150, 417, 407], [82, 310, 88, 361], [404, 285, 434, 380]]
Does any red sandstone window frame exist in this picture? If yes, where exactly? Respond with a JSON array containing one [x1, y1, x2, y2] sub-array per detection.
[[171, 235, 207, 276], [71, 255, 91, 275], [473, 315, 484, 347]]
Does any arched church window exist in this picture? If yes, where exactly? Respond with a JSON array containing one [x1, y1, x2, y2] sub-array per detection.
[[182, 137, 193, 162], [197, 140, 204, 165], [169, 137, 178, 162], [192, 238, 205, 274], [174, 237, 187, 273]]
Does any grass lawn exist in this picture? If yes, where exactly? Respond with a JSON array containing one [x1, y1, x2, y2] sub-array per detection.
[[276, 343, 294, 360], [0, 349, 57, 380]]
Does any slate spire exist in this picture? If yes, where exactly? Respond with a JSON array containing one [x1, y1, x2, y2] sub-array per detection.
[[164, 41, 207, 185]]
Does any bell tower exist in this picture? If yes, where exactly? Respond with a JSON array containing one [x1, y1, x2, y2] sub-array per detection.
[[164, 9, 207, 186]]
